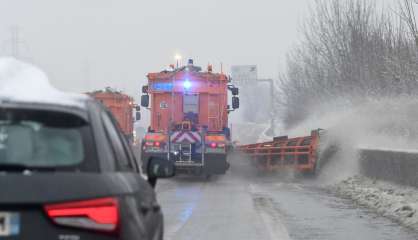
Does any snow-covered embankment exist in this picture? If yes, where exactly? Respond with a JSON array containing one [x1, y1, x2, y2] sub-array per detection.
[[333, 176, 418, 230]]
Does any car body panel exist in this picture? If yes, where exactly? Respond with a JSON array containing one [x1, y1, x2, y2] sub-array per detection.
[[0, 98, 163, 240]]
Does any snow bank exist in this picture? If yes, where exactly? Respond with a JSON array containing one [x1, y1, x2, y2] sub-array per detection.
[[333, 176, 418, 230], [0, 57, 87, 108]]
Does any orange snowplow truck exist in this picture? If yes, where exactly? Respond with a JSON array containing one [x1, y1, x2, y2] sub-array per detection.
[[88, 88, 141, 143], [141, 59, 239, 176]]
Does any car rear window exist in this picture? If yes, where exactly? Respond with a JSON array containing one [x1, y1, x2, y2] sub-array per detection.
[[0, 108, 97, 170]]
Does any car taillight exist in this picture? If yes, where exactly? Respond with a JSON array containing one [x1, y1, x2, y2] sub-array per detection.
[[44, 197, 119, 233]]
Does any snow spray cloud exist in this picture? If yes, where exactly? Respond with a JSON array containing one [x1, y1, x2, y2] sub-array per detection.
[[286, 96, 418, 181]]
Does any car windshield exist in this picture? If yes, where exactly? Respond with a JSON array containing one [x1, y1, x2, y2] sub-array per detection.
[[0, 108, 91, 168]]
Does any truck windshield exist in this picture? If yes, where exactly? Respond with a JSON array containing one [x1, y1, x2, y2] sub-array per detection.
[[0, 108, 94, 169]]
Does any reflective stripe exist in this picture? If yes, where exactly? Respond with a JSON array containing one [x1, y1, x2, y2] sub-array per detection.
[[171, 131, 201, 143]]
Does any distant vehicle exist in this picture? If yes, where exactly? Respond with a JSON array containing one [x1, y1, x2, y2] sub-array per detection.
[[88, 87, 141, 143], [0, 95, 174, 240], [140, 59, 239, 176]]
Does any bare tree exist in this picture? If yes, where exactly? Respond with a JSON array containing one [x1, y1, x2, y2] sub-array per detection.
[[277, 0, 418, 128], [398, 0, 418, 47]]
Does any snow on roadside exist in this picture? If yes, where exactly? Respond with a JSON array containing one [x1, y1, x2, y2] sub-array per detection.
[[332, 176, 418, 230], [0, 57, 87, 108]]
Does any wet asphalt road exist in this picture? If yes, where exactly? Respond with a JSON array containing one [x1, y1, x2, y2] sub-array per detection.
[[156, 156, 418, 240]]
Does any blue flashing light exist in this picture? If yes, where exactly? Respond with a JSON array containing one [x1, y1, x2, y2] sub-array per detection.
[[152, 83, 173, 91], [183, 79, 192, 90]]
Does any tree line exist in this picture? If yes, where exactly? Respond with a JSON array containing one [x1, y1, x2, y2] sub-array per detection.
[[278, 0, 418, 129]]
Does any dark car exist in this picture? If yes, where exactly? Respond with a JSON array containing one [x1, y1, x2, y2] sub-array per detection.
[[0, 95, 174, 240]]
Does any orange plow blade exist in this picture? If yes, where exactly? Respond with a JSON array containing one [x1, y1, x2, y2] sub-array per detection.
[[236, 129, 323, 174]]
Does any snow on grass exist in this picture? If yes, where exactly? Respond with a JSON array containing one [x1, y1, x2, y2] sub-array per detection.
[[333, 176, 418, 230], [0, 57, 87, 108]]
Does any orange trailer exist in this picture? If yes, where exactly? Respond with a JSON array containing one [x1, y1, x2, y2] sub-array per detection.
[[140, 59, 239, 176]]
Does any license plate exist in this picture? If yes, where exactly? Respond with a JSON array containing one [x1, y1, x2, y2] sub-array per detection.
[[0, 212, 20, 236]]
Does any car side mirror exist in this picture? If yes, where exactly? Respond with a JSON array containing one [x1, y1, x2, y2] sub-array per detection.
[[232, 96, 239, 109], [147, 157, 175, 187], [141, 95, 149, 108]]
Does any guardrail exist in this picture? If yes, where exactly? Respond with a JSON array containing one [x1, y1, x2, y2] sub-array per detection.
[[360, 148, 418, 187]]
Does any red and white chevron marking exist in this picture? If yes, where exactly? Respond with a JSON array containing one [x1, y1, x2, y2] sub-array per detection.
[[171, 131, 201, 143]]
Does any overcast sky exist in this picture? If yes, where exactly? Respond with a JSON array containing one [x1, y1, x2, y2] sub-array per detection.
[[0, 0, 312, 97]]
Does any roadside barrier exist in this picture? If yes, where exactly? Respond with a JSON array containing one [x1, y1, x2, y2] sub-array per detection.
[[360, 148, 418, 187]]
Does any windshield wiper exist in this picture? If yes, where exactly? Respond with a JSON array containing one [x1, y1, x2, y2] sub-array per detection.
[[0, 163, 56, 172]]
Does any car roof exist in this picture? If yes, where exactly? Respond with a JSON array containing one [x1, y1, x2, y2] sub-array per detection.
[[0, 97, 91, 121], [0, 90, 89, 110]]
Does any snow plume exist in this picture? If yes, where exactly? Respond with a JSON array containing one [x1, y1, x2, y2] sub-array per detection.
[[287, 96, 418, 182], [289, 96, 418, 150], [0, 57, 86, 107]]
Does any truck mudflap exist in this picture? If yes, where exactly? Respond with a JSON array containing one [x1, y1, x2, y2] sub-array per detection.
[[203, 153, 229, 175]]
